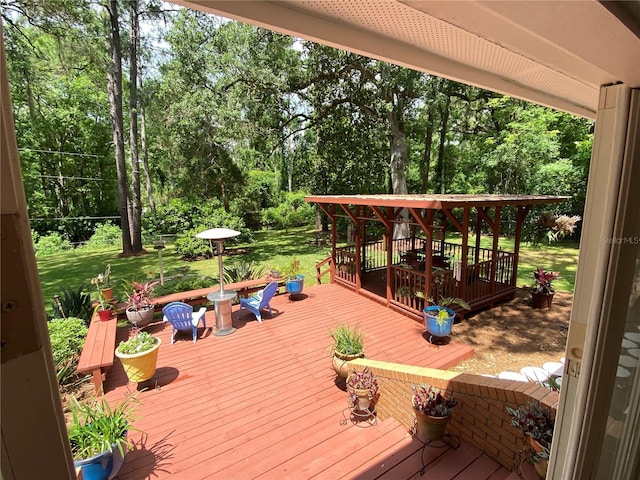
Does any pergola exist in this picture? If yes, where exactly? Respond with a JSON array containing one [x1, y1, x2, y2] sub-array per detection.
[[307, 193, 567, 319]]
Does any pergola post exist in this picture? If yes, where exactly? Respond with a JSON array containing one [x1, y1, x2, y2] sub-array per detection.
[[512, 205, 531, 287], [460, 207, 470, 299], [490, 207, 502, 294]]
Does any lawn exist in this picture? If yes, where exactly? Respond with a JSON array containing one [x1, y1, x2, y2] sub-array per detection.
[[37, 227, 334, 314], [36, 227, 578, 315]]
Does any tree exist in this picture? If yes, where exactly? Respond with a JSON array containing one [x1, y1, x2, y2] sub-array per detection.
[[128, 0, 142, 251], [105, 0, 134, 254]]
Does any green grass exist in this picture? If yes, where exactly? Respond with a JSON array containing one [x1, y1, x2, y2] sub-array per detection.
[[37, 227, 333, 314], [36, 227, 578, 315]]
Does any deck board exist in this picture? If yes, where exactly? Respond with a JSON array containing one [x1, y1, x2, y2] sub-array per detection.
[[103, 283, 515, 479]]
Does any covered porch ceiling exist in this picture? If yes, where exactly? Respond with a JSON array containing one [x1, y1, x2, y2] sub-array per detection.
[[172, 0, 640, 119]]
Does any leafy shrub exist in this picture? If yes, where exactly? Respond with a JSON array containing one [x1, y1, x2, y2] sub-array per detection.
[[152, 276, 215, 297], [82, 222, 122, 249], [174, 227, 215, 260], [261, 191, 314, 231], [51, 286, 93, 324], [143, 199, 249, 239], [47, 317, 88, 386], [34, 232, 72, 257]]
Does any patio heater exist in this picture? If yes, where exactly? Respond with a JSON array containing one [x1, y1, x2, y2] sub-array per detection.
[[196, 228, 241, 336]]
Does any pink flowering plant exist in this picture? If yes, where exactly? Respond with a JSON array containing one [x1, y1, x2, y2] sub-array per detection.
[[411, 384, 457, 417], [532, 267, 560, 294], [125, 280, 159, 311], [346, 367, 379, 408]]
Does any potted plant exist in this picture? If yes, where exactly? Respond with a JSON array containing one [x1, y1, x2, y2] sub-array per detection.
[[115, 331, 162, 383], [266, 263, 281, 279], [531, 267, 560, 309], [329, 323, 365, 378], [124, 280, 159, 328], [346, 367, 379, 412], [506, 401, 555, 479], [416, 293, 470, 339], [282, 259, 304, 296], [67, 394, 140, 480], [91, 274, 113, 322], [411, 383, 457, 442]]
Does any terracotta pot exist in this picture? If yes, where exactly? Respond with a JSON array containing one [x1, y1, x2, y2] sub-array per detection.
[[100, 287, 114, 301], [414, 408, 451, 442], [97, 308, 112, 321], [346, 376, 372, 411], [528, 436, 549, 479], [332, 351, 364, 378], [531, 291, 554, 309]]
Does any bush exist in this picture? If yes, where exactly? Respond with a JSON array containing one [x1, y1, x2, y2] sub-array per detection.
[[51, 286, 93, 325], [82, 222, 122, 249], [48, 317, 88, 386], [152, 275, 215, 297], [174, 227, 215, 260], [261, 191, 314, 231], [34, 232, 72, 257]]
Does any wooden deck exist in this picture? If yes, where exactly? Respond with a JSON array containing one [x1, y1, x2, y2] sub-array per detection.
[[104, 283, 520, 479]]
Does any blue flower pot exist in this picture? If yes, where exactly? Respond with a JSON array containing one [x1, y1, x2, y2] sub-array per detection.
[[286, 274, 305, 295], [73, 444, 125, 480], [423, 306, 455, 338]]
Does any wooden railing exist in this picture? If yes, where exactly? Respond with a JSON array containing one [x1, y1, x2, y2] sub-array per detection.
[[334, 240, 516, 315], [315, 256, 333, 285], [335, 248, 357, 285]]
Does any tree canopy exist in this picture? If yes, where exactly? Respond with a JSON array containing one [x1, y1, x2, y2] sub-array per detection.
[[3, 1, 592, 246]]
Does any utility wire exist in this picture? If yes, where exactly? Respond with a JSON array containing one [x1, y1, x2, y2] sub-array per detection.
[[18, 148, 103, 158], [39, 175, 108, 181], [30, 216, 120, 221]]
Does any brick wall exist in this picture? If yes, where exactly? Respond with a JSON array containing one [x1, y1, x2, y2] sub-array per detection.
[[348, 357, 559, 471]]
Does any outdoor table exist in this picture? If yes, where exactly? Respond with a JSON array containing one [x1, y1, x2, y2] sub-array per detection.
[[207, 290, 237, 336]]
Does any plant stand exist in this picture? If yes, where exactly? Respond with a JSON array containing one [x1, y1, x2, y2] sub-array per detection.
[[411, 417, 460, 476], [340, 403, 376, 428]]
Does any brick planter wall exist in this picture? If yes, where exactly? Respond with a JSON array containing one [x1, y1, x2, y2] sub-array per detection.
[[348, 358, 559, 471]]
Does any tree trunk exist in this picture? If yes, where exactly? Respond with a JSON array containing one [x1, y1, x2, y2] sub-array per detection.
[[435, 92, 452, 194], [128, 0, 143, 252], [422, 103, 435, 193], [106, 0, 133, 254], [139, 73, 155, 214], [388, 108, 409, 239]]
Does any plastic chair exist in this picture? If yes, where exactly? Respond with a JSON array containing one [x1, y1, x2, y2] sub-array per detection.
[[238, 281, 279, 324], [162, 301, 207, 344]]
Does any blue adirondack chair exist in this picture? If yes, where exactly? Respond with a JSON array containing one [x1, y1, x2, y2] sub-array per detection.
[[162, 301, 207, 344], [238, 281, 279, 324]]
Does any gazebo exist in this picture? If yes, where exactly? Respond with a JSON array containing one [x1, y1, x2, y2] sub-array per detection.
[[306, 194, 567, 320]]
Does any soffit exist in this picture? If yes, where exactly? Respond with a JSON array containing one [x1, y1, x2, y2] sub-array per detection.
[[173, 0, 640, 120]]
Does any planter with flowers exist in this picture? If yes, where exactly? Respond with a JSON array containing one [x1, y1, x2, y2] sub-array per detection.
[[346, 367, 379, 412], [91, 271, 113, 322], [98, 264, 114, 301], [411, 383, 457, 442], [125, 280, 159, 328], [506, 401, 555, 479], [531, 267, 560, 309], [115, 331, 161, 383]]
